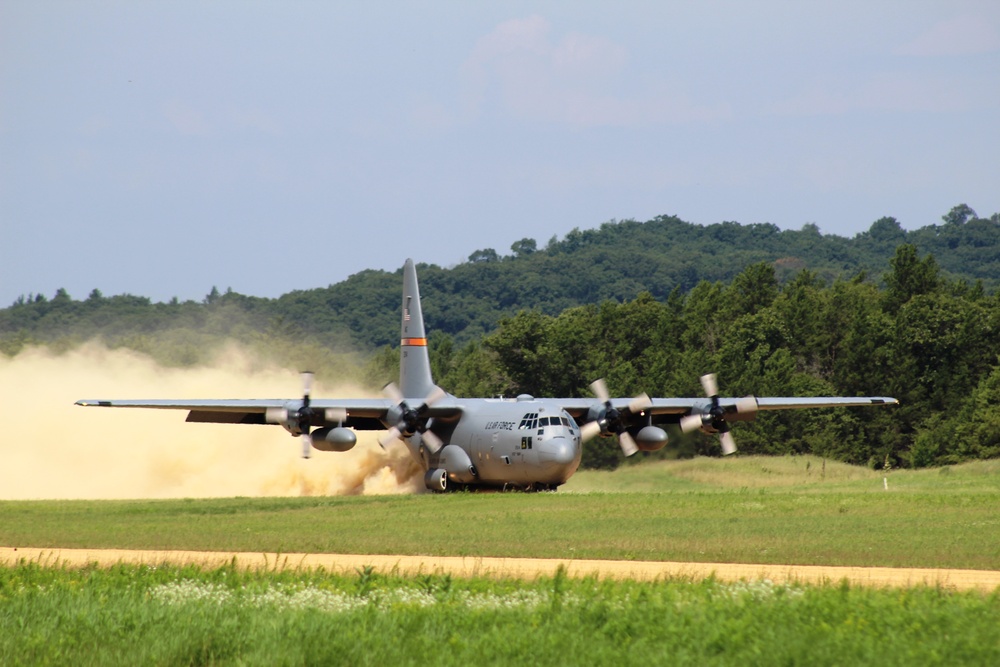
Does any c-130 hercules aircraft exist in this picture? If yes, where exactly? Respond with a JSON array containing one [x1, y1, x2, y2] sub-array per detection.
[[78, 259, 898, 492]]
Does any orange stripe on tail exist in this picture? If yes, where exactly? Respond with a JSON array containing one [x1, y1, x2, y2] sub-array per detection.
[[401, 337, 427, 346]]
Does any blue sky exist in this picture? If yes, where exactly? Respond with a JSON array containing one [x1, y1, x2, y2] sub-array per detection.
[[2, 1, 998, 306]]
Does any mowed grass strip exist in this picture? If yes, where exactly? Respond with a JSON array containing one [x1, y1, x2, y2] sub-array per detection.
[[2, 457, 998, 570], [2, 563, 999, 666]]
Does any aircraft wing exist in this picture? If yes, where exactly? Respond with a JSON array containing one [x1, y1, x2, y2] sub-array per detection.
[[556, 395, 898, 421], [644, 396, 898, 415], [753, 397, 898, 410], [75, 398, 464, 431]]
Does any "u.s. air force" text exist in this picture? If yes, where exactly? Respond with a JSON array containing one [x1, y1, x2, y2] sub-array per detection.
[[484, 421, 515, 431]]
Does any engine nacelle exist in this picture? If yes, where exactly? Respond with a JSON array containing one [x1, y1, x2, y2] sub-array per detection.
[[309, 427, 357, 452], [585, 404, 607, 429], [635, 425, 669, 452]]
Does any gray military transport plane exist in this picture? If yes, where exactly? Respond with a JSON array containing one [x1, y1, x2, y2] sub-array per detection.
[[78, 259, 898, 492]]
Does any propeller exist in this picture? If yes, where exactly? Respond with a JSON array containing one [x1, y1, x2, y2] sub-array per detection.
[[679, 373, 757, 456], [580, 378, 653, 457], [263, 371, 351, 459], [378, 383, 447, 453]]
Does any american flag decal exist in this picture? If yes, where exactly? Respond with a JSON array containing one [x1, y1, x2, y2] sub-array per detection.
[[404, 297, 411, 321]]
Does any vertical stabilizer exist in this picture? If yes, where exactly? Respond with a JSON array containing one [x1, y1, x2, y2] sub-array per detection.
[[399, 259, 435, 399]]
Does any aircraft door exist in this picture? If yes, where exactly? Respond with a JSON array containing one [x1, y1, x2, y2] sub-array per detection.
[[498, 429, 530, 483], [515, 431, 539, 481], [470, 425, 502, 482]]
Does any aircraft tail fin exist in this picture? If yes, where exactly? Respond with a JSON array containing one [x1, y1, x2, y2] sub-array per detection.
[[399, 259, 435, 399]]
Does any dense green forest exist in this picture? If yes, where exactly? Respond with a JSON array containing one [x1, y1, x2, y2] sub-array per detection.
[[4, 205, 999, 353], [3, 205, 999, 470]]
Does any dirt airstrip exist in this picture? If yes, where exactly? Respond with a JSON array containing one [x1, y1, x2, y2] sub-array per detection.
[[2, 547, 998, 592]]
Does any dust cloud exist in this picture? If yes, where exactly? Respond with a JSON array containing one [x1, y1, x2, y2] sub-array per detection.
[[0, 344, 423, 500]]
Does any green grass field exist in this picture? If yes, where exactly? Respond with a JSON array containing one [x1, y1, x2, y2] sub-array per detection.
[[3, 456, 999, 665], [2, 457, 998, 569]]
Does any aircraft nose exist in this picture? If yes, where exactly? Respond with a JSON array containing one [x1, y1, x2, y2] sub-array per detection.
[[539, 439, 575, 467]]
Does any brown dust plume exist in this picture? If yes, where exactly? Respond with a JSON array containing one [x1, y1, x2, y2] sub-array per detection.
[[0, 344, 423, 499]]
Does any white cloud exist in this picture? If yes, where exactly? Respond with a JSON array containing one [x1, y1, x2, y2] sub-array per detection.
[[895, 14, 1000, 56], [461, 15, 727, 127], [550, 29, 627, 79]]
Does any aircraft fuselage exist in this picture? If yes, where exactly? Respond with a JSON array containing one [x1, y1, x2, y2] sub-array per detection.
[[419, 397, 582, 490]]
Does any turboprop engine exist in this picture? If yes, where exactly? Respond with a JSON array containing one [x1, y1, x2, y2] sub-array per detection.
[[679, 373, 757, 456], [580, 379, 653, 457], [264, 371, 352, 458]]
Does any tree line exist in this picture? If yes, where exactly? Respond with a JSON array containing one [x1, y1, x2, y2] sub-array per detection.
[[4, 205, 998, 355]]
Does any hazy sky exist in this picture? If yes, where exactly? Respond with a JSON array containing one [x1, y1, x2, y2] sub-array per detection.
[[2, 1, 998, 306]]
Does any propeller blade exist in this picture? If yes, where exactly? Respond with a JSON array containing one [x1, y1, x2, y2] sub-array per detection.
[[301, 371, 315, 396], [735, 396, 758, 414], [421, 429, 444, 454], [382, 382, 404, 404], [680, 414, 704, 433], [324, 408, 348, 423], [618, 431, 639, 457], [301, 432, 312, 459], [265, 407, 288, 424], [590, 378, 610, 403], [629, 393, 653, 413], [700, 373, 719, 398], [720, 431, 737, 456], [422, 386, 447, 408], [378, 426, 401, 449], [580, 421, 603, 442]]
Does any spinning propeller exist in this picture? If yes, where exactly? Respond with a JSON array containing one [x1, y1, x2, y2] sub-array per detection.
[[580, 379, 653, 457], [378, 383, 447, 453], [264, 372, 348, 459], [679, 373, 757, 455]]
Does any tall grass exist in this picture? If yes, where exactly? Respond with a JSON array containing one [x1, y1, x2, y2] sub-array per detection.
[[2, 562, 998, 666]]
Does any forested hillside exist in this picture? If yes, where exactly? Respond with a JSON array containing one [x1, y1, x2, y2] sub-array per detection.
[[3, 205, 998, 353], [3, 206, 999, 470]]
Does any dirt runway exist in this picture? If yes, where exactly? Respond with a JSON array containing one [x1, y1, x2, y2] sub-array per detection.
[[2, 547, 998, 592]]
